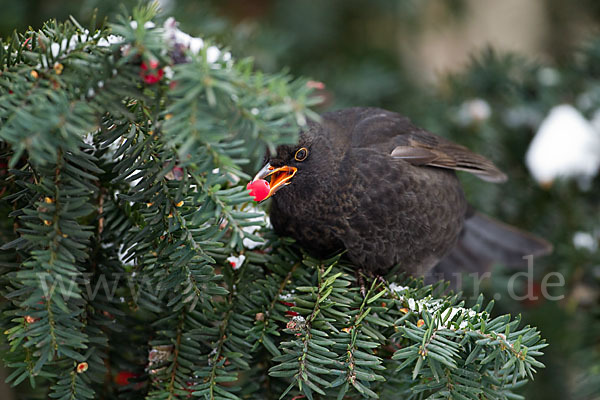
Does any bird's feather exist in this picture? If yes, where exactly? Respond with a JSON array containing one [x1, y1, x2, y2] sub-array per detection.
[[391, 139, 508, 183], [428, 212, 553, 285], [337, 107, 507, 182]]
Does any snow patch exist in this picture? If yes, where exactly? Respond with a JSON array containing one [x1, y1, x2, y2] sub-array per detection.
[[227, 254, 246, 270], [240, 205, 269, 249], [573, 231, 598, 252], [456, 98, 491, 126], [537, 67, 560, 86], [190, 38, 204, 54], [279, 293, 293, 301], [97, 35, 123, 47], [51, 42, 61, 58], [163, 17, 230, 66], [206, 46, 220, 63], [388, 283, 408, 293], [83, 132, 95, 146], [526, 104, 600, 188], [393, 286, 480, 330]]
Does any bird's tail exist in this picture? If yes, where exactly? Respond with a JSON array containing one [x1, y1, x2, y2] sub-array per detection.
[[428, 212, 552, 284]]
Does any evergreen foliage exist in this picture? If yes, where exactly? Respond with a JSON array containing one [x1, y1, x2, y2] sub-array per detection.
[[200, 4, 600, 399], [0, 6, 549, 400]]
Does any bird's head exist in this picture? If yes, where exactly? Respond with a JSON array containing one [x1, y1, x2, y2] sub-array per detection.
[[250, 126, 333, 201]]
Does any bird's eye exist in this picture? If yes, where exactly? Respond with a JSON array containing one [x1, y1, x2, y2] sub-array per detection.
[[294, 147, 308, 162]]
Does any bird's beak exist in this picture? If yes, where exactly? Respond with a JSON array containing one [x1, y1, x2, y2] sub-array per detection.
[[252, 163, 297, 200]]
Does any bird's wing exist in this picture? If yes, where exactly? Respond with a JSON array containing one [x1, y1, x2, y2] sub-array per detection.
[[390, 136, 507, 183], [340, 107, 507, 183]]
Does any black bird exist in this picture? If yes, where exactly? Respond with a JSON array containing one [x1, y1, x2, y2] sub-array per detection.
[[252, 107, 551, 278]]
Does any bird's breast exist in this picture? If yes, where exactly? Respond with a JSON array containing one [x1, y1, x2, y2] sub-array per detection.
[[269, 180, 347, 257]]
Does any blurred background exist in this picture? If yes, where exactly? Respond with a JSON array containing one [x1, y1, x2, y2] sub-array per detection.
[[1, 1, 600, 399]]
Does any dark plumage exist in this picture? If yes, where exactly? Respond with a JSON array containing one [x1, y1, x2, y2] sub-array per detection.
[[253, 107, 551, 277]]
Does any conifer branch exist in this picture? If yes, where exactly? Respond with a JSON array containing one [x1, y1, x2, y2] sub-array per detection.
[[0, 7, 549, 399]]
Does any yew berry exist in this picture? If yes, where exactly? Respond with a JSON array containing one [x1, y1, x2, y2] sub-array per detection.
[[140, 60, 164, 84], [115, 370, 137, 386], [246, 179, 270, 202]]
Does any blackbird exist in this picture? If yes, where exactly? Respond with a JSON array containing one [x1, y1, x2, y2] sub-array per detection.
[[252, 107, 551, 277]]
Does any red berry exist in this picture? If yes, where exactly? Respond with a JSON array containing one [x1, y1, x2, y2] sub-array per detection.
[[115, 370, 137, 386], [306, 80, 325, 89], [140, 60, 159, 71], [143, 74, 160, 84], [246, 179, 270, 202], [140, 60, 163, 85]]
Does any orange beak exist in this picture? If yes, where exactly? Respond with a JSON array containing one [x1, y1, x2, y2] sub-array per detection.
[[252, 163, 297, 200]]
